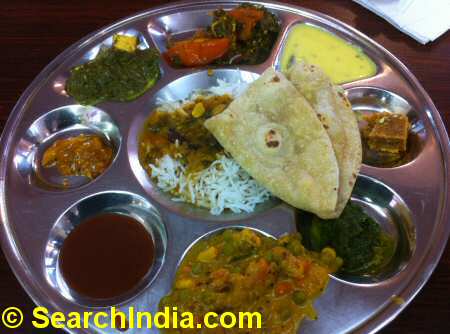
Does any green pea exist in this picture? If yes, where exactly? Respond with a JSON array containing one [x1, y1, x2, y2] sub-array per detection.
[[230, 265, 242, 273], [287, 240, 303, 256], [270, 249, 285, 263], [178, 289, 191, 302], [222, 242, 236, 256], [200, 291, 214, 304], [265, 251, 275, 262], [292, 291, 307, 305], [222, 230, 235, 242], [191, 262, 204, 275]]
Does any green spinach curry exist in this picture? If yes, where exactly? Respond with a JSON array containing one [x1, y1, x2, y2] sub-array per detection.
[[66, 34, 160, 105], [159, 229, 341, 334], [299, 203, 395, 275]]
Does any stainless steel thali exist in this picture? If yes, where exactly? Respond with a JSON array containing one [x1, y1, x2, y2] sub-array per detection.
[[1, 1, 449, 333]]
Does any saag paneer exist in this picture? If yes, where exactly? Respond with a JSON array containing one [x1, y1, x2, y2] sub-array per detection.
[[159, 229, 341, 334], [66, 34, 160, 105], [300, 203, 395, 275]]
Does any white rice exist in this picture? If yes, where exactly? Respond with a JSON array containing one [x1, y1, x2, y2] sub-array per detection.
[[148, 76, 270, 215], [155, 75, 250, 111], [206, 78, 250, 97], [149, 154, 270, 215]]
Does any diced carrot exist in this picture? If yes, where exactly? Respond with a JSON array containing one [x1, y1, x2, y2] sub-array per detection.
[[165, 37, 230, 67], [181, 265, 192, 274], [302, 260, 312, 274], [275, 281, 294, 296], [257, 258, 270, 281], [229, 7, 264, 40]]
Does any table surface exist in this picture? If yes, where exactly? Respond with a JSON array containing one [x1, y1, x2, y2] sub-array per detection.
[[0, 0, 449, 333]]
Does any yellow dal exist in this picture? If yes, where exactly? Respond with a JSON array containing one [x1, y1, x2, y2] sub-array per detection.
[[280, 24, 377, 84]]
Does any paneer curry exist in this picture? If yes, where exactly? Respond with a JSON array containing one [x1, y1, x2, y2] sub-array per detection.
[[65, 34, 160, 105]]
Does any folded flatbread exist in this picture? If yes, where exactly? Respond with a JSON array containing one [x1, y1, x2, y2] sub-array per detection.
[[286, 61, 362, 218], [205, 68, 339, 216]]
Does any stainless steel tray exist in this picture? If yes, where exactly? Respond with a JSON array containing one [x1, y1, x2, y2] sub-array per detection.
[[1, 1, 449, 333]]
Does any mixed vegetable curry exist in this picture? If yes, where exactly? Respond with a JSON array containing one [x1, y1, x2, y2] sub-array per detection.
[[164, 4, 280, 67], [139, 94, 233, 174], [159, 229, 341, 333]]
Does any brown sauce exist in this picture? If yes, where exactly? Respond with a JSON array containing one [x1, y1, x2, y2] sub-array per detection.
[[59, 213, 154, 299]]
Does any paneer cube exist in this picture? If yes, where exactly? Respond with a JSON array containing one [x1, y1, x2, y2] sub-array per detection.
[[113, 34, 138, 53]]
